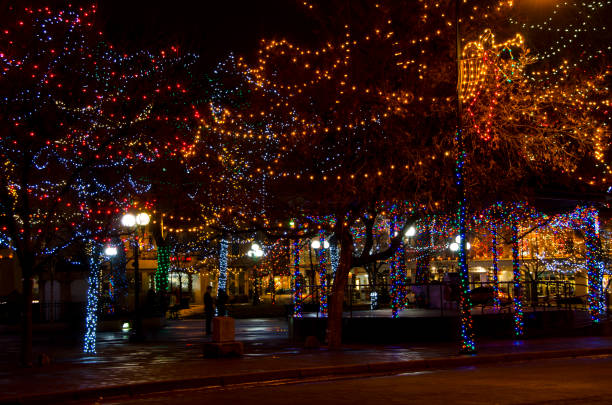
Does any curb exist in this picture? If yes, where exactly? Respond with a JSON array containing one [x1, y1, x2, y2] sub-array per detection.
[[2, 347, 611, 404]]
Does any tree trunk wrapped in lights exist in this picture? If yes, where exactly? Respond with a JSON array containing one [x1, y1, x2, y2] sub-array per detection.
[[0, 5, 197, 364], [84, 242, 102, 354], [194, 1, 610, 350], [218, 237, 229, 294]]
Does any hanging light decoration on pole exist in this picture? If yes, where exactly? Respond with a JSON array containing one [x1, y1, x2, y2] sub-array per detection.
[[121, 211, 149, 342]]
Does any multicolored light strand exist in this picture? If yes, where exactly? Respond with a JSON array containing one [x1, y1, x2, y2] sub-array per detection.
[[489, 222, 501, 309], [318, 232, 328, 317], [456, 132, 476, 353], [510, 220, 525, 337], [292, 240, 303, 318], [582, 207, 606, 322], [389, 237, 406, 318]]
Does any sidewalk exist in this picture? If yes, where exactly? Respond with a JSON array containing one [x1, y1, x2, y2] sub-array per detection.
[[1, 319, 612, 404]]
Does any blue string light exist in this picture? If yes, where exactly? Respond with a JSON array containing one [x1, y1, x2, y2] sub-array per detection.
[[330, 240, 339, 281], [549, 206, 607, 322], [218, 238, 228, 294], [83, 242, 101, 354]]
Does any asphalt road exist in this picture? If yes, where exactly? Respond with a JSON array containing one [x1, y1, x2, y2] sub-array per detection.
[[100, 355, 612, 405]]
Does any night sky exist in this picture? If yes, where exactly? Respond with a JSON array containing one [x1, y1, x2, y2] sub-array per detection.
[[93, 0, 609, 72], [3, 1, 606, 70], [96, 0, 316, 67], [0, 0, 317, 68]]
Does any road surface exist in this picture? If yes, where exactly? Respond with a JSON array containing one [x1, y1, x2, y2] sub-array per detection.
[[99, 355, 612, 404]]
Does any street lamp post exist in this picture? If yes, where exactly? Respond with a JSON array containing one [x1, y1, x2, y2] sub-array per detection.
[[121, 212, 150, 342], [404, 225, 417, 267], [247, 242, 264, 304], [311, 238, 330, 316], [403, 224, 417, 289], [103, 245, 118, 313]]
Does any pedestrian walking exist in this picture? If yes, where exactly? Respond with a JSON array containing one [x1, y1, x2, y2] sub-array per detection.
[[204, 285, 214, 335]]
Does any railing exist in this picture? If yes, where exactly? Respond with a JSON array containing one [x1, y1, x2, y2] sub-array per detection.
[[290, 280, 610, 318]]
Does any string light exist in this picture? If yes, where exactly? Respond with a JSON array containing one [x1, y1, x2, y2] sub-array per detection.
[[389, 219, 407, 318], [489, 221, 501, 309], [318, 232, 328, 317], [292, 240, 303, 318], [155, 245, 171, 292], [330, 239, 339, 279], [0, 4, 198, 352], [551, 206, 608, 322], [510, 218, 524, 337], [583, 207, 606, 322], [218, 238, 229, 294], [9, 1, 605, 353], [456, 125, 476, 353], [83, 242, 101, 354]]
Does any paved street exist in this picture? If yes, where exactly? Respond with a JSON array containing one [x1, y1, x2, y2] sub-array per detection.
[[2, 317, 612, 403], [101, 355, 612, 405]]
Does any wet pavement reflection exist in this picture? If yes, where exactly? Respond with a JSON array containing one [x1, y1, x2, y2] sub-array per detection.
[[1, 317, 611, 400]]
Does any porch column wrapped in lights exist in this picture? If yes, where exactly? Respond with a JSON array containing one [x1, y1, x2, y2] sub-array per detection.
[[490, 222, 501, 309], [155, 245, 171, 293], [292, 240, 303, 318], [389, 219, 406, 318], [583, 207, 606, 322], [511, 220, 525, 337]]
